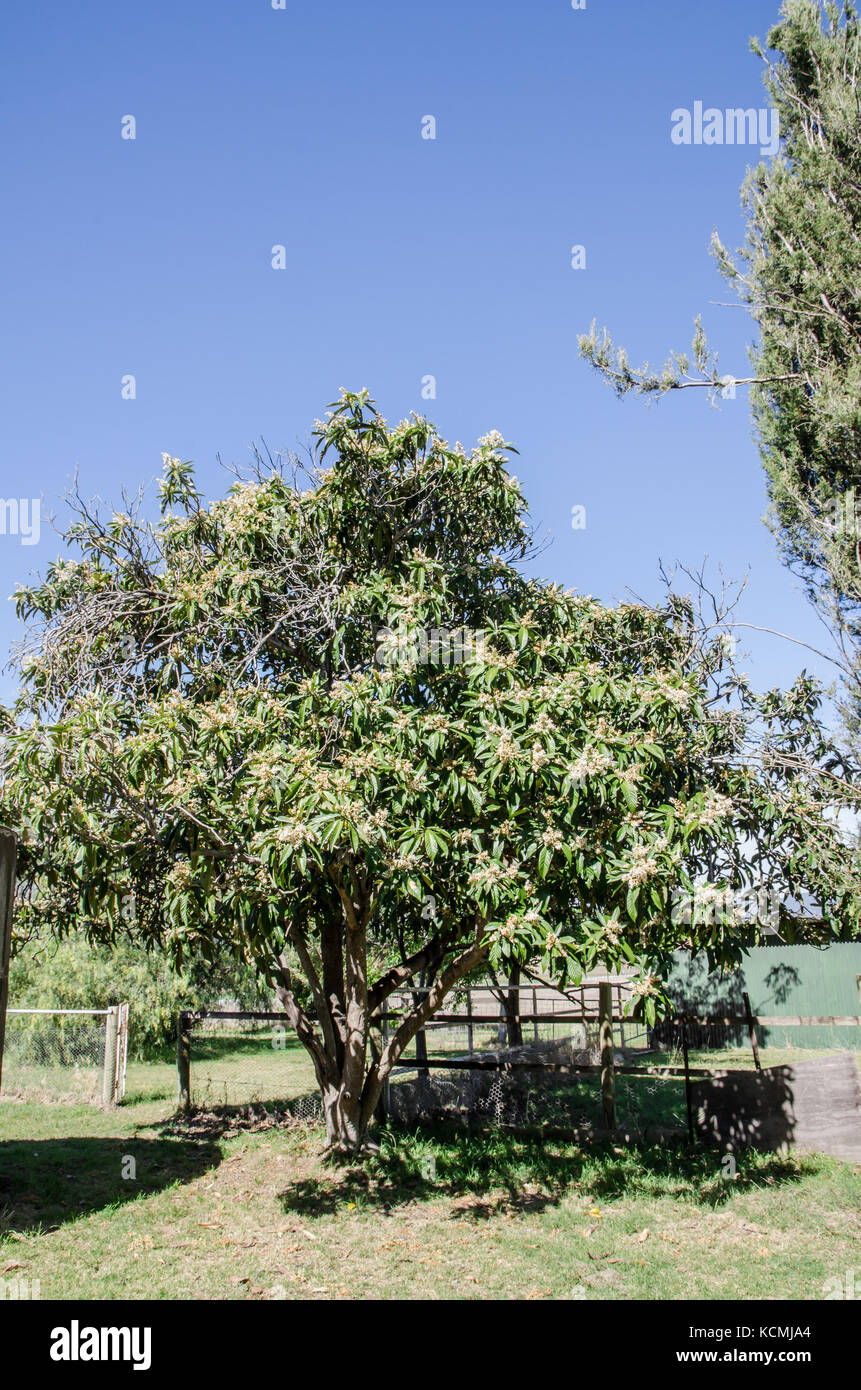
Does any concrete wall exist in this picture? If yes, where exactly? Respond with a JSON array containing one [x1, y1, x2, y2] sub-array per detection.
[[692, 1053, 861, 1163]]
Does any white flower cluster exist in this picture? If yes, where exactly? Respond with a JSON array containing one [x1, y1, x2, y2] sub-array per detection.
[[631, 975, 659, 1000], [494, 915, 519, 941], [671, 884, 780, 928], [385, 850, 422, 873], [495, 732, 520, 765], [340, 749, 379, 775], [624, 844, 660, 889], [650, 676, 691, 709], [566, 747, 614, 784], [276, 822, 314, 849], [198, 707, 234, 733], [698, 792, 735, 828], [468, 854, 519, 891], [477, 430, 506, 450], [533, 712, 556, 736], [168, 862, 194, 889]]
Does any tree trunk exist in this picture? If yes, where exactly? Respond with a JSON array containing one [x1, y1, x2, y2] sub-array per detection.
[[505, 965, 523, 1048], [282, 908, 489, 1155], [412, 965, 436, 1080], [492, 965, 523, 1047], [321, 1083, 364, 1151]]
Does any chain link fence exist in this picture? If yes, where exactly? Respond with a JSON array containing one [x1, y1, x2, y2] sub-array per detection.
[[178, 1012, 322, 1116], [0, 1007, 128, 1104]]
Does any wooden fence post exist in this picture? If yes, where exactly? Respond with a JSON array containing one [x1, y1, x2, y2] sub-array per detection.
[[599, 981, 616, 1131], [0, 830, 17, 1097], [177, 1012, 191, 1111], [466, 989, 474, 1056], [102, 1005, 119, 1107], [116, 1001, 130, 1102], [681, 1014, 694, 1144]]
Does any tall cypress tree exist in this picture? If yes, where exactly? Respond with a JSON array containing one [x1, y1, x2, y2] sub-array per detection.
[[580, 1, 861, 738]]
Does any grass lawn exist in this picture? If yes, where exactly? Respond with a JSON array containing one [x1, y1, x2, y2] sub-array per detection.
[[0, 1038, 859, 1301]]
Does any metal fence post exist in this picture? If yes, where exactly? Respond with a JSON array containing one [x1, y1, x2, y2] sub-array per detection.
[[382, 1011, 391, 1118], [116, 1001, 130, 1101], [681, 1014, 694, 1144]]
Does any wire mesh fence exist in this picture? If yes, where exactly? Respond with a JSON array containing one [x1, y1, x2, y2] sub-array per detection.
[[385, 1063, 690, 1132], [384, 980, 659, 1130], [0, 1007, 128, 1105], [177, 979, 825, 1136], [178, 1012, 322, 1115], [176, 980, 654, 1128]]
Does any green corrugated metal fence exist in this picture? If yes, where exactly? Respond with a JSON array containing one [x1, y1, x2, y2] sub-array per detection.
[[666, 943, 861, 1050]]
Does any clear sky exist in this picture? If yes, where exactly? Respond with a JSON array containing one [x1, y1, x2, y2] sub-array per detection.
[[0, 1, 841, 711]]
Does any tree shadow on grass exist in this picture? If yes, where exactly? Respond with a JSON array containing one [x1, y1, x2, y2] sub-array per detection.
[[0, 1133, 221, 1238], [275, 1119, 821, 1221], [579, 1143, 820, 1206]]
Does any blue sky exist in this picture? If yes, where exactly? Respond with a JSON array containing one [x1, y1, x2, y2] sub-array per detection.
[[0, 0, 841, 710]]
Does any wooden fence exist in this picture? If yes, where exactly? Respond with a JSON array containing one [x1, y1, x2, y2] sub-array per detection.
[[175, 986, 860, 1141]]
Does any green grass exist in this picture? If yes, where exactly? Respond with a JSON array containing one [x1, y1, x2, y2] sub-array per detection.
[[0, 1038, 859, 1300]]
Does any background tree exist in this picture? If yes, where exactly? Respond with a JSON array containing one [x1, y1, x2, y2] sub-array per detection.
[[7, 929, 272, 1060], [2, 391, 857, 1152], [580, 0, 861, 745]]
